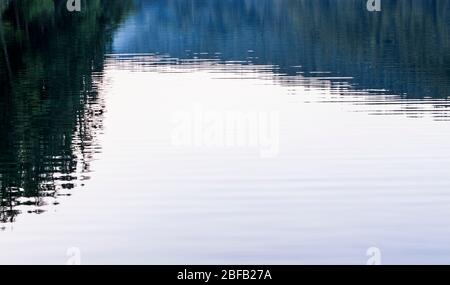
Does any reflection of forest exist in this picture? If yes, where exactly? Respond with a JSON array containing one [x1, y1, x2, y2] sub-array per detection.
[[0, 0, 133, 223], [115, 0, 450, 98]]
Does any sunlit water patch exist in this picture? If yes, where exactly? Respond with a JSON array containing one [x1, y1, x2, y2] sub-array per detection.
[[2, 55, 450, 264]]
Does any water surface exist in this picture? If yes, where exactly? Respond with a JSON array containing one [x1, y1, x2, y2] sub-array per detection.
[[1, 0, 450, 264]]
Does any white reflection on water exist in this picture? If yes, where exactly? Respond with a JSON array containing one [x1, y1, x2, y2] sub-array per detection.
[[1, 56, 450, 264]]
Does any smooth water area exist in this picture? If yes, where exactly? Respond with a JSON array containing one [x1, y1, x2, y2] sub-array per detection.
[[1, 0, 450, 264]]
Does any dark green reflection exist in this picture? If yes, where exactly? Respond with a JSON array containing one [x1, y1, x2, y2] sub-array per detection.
[[0, 0, 132, 223]]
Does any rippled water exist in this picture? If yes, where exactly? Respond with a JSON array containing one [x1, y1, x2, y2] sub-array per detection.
[[1, 0, 450, 264]]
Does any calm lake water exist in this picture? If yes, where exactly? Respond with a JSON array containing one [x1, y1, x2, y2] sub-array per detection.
[[1, 0, 450, 264]]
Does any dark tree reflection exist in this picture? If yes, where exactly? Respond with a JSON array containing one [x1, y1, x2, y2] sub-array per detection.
[[115, 0, 450, 99], [0, 0, 133, 223]]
